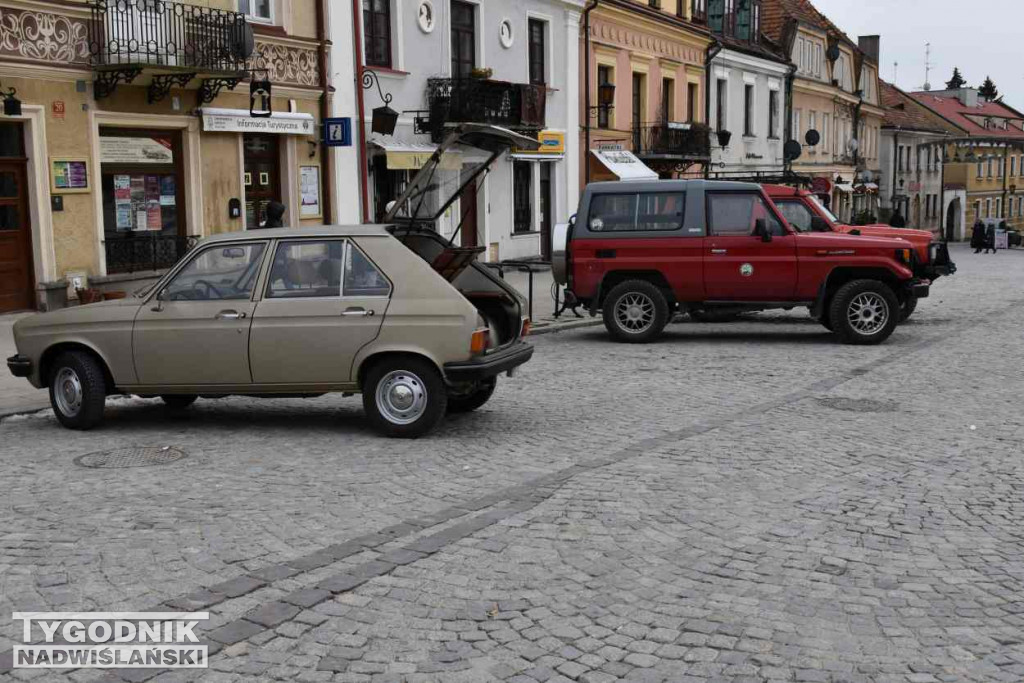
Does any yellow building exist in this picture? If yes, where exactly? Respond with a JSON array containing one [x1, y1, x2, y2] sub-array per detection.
[[761, 0, 882, 223], [0, 0, 328, 313], [582, 0, 712, 185]]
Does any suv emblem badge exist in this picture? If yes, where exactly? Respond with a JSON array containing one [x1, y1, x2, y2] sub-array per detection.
[[740, 263, 754, 277]]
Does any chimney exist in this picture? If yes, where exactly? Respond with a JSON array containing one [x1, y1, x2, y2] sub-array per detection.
[[858, 35, 880, 63], [958, 88, 979, 108]]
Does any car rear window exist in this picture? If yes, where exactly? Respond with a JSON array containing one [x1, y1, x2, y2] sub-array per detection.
[[588, 192, 690, 234]]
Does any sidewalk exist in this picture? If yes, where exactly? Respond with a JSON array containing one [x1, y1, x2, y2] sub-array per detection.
[[0, 313, 49, 418], [485, 263, 601, 335]]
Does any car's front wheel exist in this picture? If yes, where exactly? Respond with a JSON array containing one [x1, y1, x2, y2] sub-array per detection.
[[363, 357, 447, 438], [48, 351, 107, 430], [828, 279, 899, 345], [602, 280, 669, 343], [447, 378, 497, 413]]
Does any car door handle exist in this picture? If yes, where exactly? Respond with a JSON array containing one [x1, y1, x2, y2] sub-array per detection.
[[595, 249, 616, 258], [215, 310, 246, 320], [710, 249, 728, 254], [342, 308, 375, 317]]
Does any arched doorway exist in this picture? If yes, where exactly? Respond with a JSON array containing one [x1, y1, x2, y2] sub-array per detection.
[[946, 198, 961, 242]]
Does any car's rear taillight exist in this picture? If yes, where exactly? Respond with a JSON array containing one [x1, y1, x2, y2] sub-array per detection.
[[470, 329, 489, 355], [520, 318, 531, 337]]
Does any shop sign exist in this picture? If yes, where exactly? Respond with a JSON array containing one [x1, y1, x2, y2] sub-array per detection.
[[514, 131, 565, 156], [101, 136, 173, 164], [323, 117, 352, 147], [811, 177, 832, 195], [201, 108, 315, 135]]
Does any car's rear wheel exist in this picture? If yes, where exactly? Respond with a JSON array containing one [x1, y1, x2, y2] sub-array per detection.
[[447, 378, 497, 414], [161, 395, 198, 410], [828, 279, 899, 345], [602, 280, 669, 343], [899, 294, 918, 322], [48, 351, 106, 430], [363, 357, 447, 438]]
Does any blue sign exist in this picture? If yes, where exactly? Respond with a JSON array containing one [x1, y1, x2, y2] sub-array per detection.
[[323, 118, 352, 147]]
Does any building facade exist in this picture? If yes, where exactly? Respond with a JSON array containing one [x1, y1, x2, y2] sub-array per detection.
[[0, 0, 329, 314], [909, 87, 1024, 240], [345, 0, 584, 262], [705, 0, 791, 180], [582, 0, 712, 185], [877, 81, 956, 234], [761, 0, 882, 223]]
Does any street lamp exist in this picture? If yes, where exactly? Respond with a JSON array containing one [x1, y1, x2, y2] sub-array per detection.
[[0, 82, 20, 116], [362, 69, 398, 136]]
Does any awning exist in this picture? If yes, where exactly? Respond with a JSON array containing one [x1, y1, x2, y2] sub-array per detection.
[[591, 149, 658, 181], [835, 183, 855, 194], [855, 182, 879, 193], [370, 140, 442, 170]]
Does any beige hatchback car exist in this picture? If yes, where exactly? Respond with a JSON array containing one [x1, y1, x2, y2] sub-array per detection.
[[7, 126, 536, 437]]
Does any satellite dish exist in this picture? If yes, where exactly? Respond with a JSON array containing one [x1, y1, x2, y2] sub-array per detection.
[[826, 44, 840, 62], [784, 140, 802, 162], [805, 129, 820, 147], [230, 22, 256, 61]]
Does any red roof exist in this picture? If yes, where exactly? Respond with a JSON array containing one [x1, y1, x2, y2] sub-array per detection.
[[760, 0, 858, 50], [909, 91, 1024, 139], [880, 81, 959, 134]]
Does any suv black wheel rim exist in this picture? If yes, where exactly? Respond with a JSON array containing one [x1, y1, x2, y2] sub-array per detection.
[[847, 292, 888, 336], [615, 292, 655, 333]]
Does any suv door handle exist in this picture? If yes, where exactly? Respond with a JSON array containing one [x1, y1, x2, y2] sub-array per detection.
[[215, 310, 246, 320], [342, 308, 375, 317], [710, 248, 728, 254]]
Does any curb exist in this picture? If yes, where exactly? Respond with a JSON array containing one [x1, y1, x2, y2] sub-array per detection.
[[529, 318, 602, 336]]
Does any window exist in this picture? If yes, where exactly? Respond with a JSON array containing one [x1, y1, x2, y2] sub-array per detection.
[[597, 66, 612, 129], [987, 158, 993, 178], [528, 19, 546, 86], [775, 200, 815, 232], [998, 156, 1004, 178], [985, 198, 991, 218], [977, 161, 984, 178], [973, 201, 980, 221], [267, 240, 345, 298], [513, 161, 533, 234], [707, 193, 784, 236], [996, 198, 1002, 217], [792, 109, 801, 143], [743, 84, 754, 137], [164, 243, 266, 301], [662, 78, 675, 122], [821, 113, 829, 151], [587, 192, 689, 233], [451, 1, 476, 78], [715, 78, 727, 131], [1012, 156, 1017, 177], [345, 243, 391, 297], [362, 0, 391, 68], [240, 0, 271, 22], [632, 72, 645, 149], [687, 82, 699, 123], [768, 90, 779, 139]]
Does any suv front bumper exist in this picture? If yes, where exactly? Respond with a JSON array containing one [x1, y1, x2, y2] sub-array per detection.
[[7, 354, 32, 378], [444, 341, 534, 382], [908, 280, 930, 299], [918, 243, 957, 279]]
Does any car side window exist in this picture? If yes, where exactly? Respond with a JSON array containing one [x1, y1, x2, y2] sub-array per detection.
[[163, 243, 266, 301], [267, 240, 345, 299], [775, 200, 813, 233], [588, 194, 636, 232], [344, 243, 392, 297], [636, 193, 687, 232], [708, 193, 785, 237], [589, 192, 692, 234]]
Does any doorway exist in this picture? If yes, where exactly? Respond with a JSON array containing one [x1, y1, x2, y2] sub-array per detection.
[[0, 123, 33, 313], [458, 179, 478, 248], [540, 163, 552, 259], [244, 134, 281, 228]]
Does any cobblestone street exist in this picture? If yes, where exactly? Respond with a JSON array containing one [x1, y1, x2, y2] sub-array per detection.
[[2, 244, 1024, 683]]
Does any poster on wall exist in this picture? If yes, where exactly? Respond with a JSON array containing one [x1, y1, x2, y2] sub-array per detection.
[[143, 175, 161, 230], [160, 176, 176, 206], [113, 175, 132, 231], [299, 165, 321, 218], [130, 176, 146, 231], [51, 158, 90, 193], [100, 136, 173, 164]]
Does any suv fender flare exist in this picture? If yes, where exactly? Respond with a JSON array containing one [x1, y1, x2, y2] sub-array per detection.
[[594, 271, 676, 313], [813, 267, 905, 319]]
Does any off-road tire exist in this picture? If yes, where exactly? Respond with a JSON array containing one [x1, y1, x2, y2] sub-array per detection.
[[447, 378, 497, 414], [362, 357, 447, 438], [828, 279, 899, 345], [899, 294, 918, 322], [602, 280, 670, 343], [161, 395, 198, 410], [48, 351, 107, 430]]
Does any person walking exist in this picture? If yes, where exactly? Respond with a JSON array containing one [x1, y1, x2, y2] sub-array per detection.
[[262, 201, 286, 229], [971, 219, 986, 253], [984, 221, 997, 254], [889, 209, 907, 228]]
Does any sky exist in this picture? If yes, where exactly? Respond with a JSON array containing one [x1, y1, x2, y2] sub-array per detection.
[[811, 0, 1024, 111]]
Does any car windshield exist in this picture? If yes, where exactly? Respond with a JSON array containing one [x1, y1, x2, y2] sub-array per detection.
[[387, 143, 497, 223], [808, 193, 840, 225]]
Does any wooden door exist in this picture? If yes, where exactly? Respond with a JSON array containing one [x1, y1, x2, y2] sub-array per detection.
[[244, 134, 281, 227], [459, 180, 478, 248], [0, 159, 32, 312]]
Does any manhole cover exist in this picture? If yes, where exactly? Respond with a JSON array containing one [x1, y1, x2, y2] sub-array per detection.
[[74, 447, 186, 469], [816, 397, 897, 413]]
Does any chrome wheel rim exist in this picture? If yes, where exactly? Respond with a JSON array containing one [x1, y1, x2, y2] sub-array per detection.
[[847, 292, 889, 336], [614, 292, 655, 333], [54, 367, 83, 417], [375, 370, 428, 425]]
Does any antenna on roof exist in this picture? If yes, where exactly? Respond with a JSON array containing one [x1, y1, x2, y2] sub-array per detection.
[[893, 61, 898, 84], [922, 43, 932, 91]]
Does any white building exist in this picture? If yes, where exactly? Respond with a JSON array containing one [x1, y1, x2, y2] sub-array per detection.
[[329, 0, 364, 225], [334, 0, 583, 261]]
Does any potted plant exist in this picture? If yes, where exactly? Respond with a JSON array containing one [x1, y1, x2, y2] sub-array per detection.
[[470, 67, 493, 80], [75, 288, 104, 304]]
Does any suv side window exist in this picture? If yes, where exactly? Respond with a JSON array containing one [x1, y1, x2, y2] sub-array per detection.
[[589, 192, 690, 233], [707, 193, 785, 237], [775, 199, 813, 232]]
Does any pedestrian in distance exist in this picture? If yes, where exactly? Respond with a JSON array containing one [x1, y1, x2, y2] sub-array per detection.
[[984, 221, 997, 254], [889, 209, 907, 228], [971, 219, 986, 253], [262, 201, 286, 229]]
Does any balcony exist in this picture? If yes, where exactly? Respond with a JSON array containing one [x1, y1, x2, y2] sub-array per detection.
[[426, 78, 546, 143], [691, 0, 708, 23], [706, 0, 761, 42], [632, 122, 712, 162]]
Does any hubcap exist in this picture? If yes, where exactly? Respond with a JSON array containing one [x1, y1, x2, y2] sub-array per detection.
[[847, 292, 889, 336], [614, 292, 655, 333], [375, 370, 428, 425], [54, 367, 83, 417]]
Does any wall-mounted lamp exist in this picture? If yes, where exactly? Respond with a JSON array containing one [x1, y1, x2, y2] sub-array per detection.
[[0, 83, 21, 116], [249, 74, 272, 118], [362, 69, 398, 135]]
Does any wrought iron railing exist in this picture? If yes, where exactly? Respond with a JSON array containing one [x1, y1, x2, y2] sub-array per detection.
[[426, 78, 546, 143], [691, 0, 707, 23], [88, 0, 250, 72], [705, 0, 761, 41], [633, 122, 712, 160], [104, 235, 198, 275]]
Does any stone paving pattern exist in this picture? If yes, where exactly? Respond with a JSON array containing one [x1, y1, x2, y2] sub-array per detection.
[[1, 245, 1024, 682]]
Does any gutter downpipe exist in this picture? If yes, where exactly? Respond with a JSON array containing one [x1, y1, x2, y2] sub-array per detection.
[[891, 128, 899, 216], [703, 39, 722, 180], [316, 0, 333, 223], [352, 0, 370, 222], [583, 0, 599, 185], [783, 61, 797, 179]]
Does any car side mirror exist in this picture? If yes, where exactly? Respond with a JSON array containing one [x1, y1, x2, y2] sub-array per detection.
[[810, 216, 829, 232], [151, 288, 166, 312], [754, 218, 772, 242], [569, 214, 577, 227]]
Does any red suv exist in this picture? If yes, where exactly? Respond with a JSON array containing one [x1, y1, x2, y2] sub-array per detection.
[[552, 180, 928, 345]]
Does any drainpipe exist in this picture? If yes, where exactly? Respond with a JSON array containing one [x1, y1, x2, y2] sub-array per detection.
[[890, 128, 899, 214], [583, 0, 599, 185], [352, 0, 370, 222], [1001, 143, 1009, 224], [703, 39, 722, 180], [316, 0, 333, 223], [939, 135, 947, 240], [783, 61, 796, 179]]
